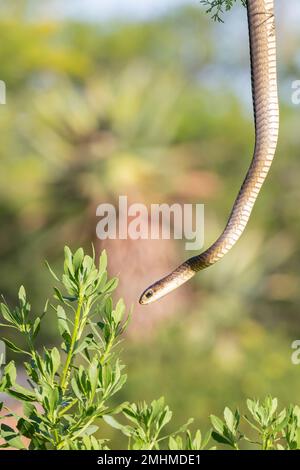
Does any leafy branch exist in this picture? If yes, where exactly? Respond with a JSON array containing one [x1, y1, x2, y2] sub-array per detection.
[[200, 0, 246, 22], [210, 397, 300, 450], [0, 246, 204, 450]]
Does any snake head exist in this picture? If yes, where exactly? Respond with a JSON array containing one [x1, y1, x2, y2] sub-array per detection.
[[139, 279, 172, 304], [139, 273, 187, 304], [139, 264, 196, 304], [139, 286, 157, 305]]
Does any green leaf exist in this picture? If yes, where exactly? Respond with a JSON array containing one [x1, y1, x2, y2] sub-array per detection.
[[74, 334, 96, 355], [210, 414, 225, 435], [18, 286, 26, 305], [17, 417, 35, 439], [173, 418, 194, 437], [246, 398, 256, 415], [53, 287, 65, 304], [123, 405, 139, 426], [224, 407, 238, 434], [57, 305, 71, 337], [45, 260, 60, 281], [32, 317, 41, 340], [83, 254, 94, 272], [99, 250, 107, 274], [200, 0, 246, 23], [103, 278, 118, 294], [270, 397, 278, 417], [88, 357, 99, 398], [169, 435, 181, 450], [62, 274, 77, 295], [71, 377, 83, 401], [44, 386, 60, 414], [1, 361, 17, 388], [192, 430, 202, 449], [103, 415, 132, 437], [0, 424, 26, 449], [23, 402, 36, 418], [0, 302, 14, 324], [211, 431, 232, 447], [201, 429, 212, 449], [7, 384, 36, 402], [1, 338, 29, 355], [274, 409, 288, 432], [73, 248, 84, 273], [64, 246, 74, 275], [51, 347, 61, 375], [112, 299, 125, 326], [85, 425, 99, 436], [158, 407, 172, 431]]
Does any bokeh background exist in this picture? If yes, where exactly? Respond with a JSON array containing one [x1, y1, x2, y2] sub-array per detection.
[[1, 0, 300, 448]]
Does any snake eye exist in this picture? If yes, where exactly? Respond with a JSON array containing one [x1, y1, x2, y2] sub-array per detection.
[[145, 289, 153, 299], [139, 288, 155, 304]]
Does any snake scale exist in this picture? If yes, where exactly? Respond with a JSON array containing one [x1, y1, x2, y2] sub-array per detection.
[[139, 0, 279, 304]]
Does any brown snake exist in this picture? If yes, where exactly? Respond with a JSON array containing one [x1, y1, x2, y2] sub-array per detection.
[[139, 0, 279, 305]]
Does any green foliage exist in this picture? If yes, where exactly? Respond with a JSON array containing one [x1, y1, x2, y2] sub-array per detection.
[[105, 397, 194, 450], [1, 248, 300, 450], [210, 397, 300, 450], [0, 247, 203, 450], [169, 429, 213, 450], [200, 0, 246, 22]]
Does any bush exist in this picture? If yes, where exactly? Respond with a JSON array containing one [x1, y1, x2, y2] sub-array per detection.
[[0, 247, 300, 450], [0, 247, 207, 450]]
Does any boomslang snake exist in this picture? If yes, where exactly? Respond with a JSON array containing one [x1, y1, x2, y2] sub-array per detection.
[[139, 0, 279, 305]]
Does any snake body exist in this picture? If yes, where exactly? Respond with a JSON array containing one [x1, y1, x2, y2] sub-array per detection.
[[139, 0, 279, 305]]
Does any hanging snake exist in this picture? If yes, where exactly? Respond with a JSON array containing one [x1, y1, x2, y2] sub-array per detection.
[[139, 0, 279, 305]]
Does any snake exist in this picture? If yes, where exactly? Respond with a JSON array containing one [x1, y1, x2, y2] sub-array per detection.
[[139, 0, 279, 305]]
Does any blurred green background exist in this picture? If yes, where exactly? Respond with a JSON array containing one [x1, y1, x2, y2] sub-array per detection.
[[1, 0, 300, 448]]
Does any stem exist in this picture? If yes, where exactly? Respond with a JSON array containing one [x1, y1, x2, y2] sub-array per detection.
[[60, 295, 83, 392], [26, 333, 37, 363], [77, 297, 92, 339], [100, 331, 115, 365], [70, 416, 97, 441], [262, 432, 271, 450], [53, 428, 59, 445], [58, 398, 78, 417], [57, 411, 102, 450]]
